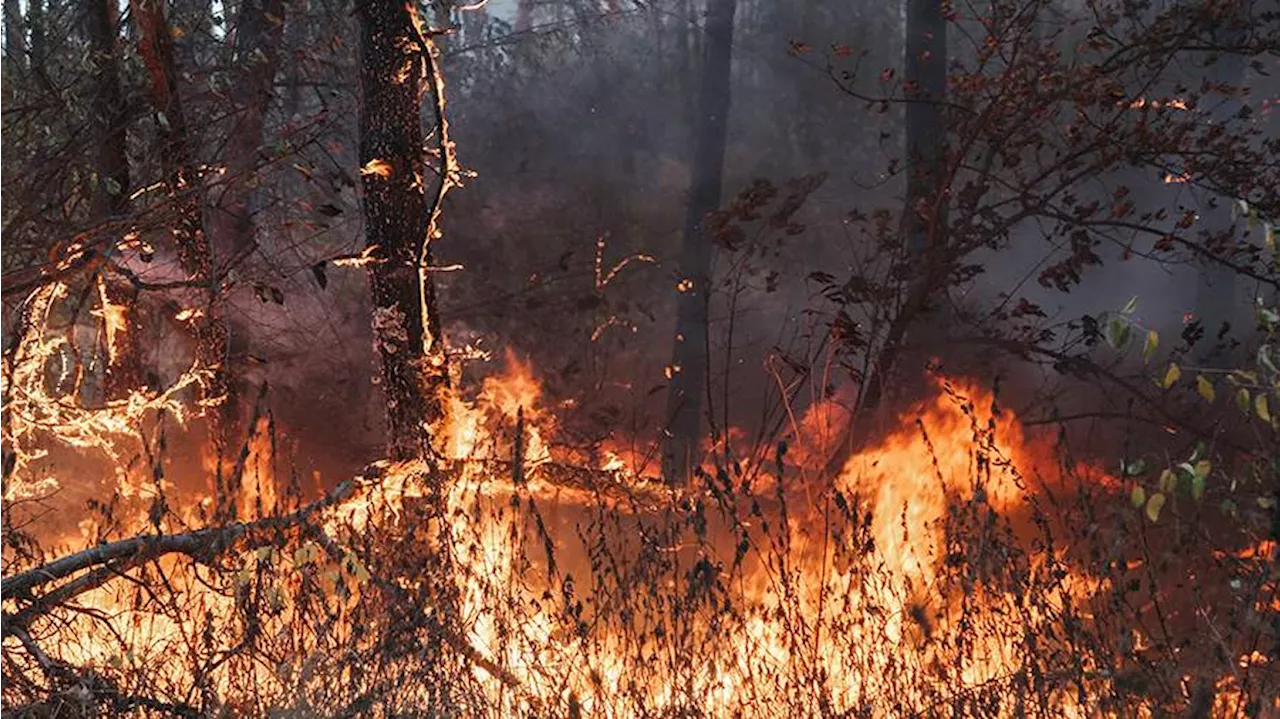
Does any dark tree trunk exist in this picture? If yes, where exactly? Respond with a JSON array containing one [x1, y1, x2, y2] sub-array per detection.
[[3, 0, 23, 71], [355, 5, 460, 692], [208, 0, 285, 259], [853, 0, 949, 415], [662, 0, 736, 484], [86, 0, 129, 220], [200, 0, 285, 444], [820, 0, 948, 478], [357, 0, 451, 464], [85, 0, 138, 400], [26, 0, 43, 76], [903, 0, 948, 257], [132, 0, 237, 514]]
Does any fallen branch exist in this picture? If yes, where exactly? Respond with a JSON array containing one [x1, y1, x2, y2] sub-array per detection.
[[1, 461, 532, 696], [2, 474, 360, 601]]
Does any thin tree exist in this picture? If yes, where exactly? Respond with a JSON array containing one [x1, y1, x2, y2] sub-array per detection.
[[130, 0, 237, 514], [207, 0, 286, 263], [854, 0, 949, 415], [85, 0, 138, 400], [356, 0, 453, 463], [3, 0, 23, 73], [663, 0, 737, 483]]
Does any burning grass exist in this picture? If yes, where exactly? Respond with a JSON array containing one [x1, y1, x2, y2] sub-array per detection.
[[2, 316, 1277, 716]]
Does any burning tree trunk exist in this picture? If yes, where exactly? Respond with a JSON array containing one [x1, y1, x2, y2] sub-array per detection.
[[196, 0, 285, 461], [207, 0, 285, 264], [131, 0, 239, 514], [662, 0, 737, 484], [356, 0, 453, 463], [85, 0, 140, 401]]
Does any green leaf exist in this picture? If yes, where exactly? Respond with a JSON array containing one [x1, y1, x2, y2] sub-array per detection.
[[1105, 316, 1132, 351], [1256, 393, 1271, 423], [1145, 492, 1166, 522], [1158, 468, 1176, 493], [1236, 387, 1251, 414], [1196, 375, 1216, 403], [1162, 363, 1182, 389], [1191, 473, 1206, 501], [1258, 497, 1276, 509], [1131, 484, 1147, 508], [1193, 460, 1211, 479], [1142, 330, 1159, 364]]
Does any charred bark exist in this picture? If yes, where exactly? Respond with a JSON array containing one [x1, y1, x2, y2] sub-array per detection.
[[356, 0, 452, 463], [662, 0, 736, 484], [86, 0, 129, 221], [819, 0, 949, 478], [191, 0, 285, 451]]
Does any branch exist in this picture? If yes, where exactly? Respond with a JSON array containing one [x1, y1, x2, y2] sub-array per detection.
[[2, 473, 361, 602]]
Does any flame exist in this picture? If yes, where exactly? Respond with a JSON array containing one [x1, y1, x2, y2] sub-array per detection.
[[91, 276, 129, 364], [4, 331, 1272, 716]]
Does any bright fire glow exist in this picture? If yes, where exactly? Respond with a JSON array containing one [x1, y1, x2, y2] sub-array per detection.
[[2, 302, 1271, 716]]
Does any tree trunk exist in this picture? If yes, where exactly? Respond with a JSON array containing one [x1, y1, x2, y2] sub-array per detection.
[[85, 0, 139, 401], [86, 0, 129, 221], [853, 0, 948, 414], [662, 0, 736, 484], [903, 0, 948, 257], [819, 0, 948, 479], [357, 0, 451, 464], [515, 0, 534, 33], [3, 0, 23, 72], [26, 0, 43, 76], [208, 0, 285, 261], [131, 0, 238, 514], [355, 6, 460, 693]]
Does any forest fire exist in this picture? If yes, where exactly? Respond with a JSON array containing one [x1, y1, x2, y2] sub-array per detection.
[[5, 327, 1259, 716], [4, 0, 1278, 715]]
